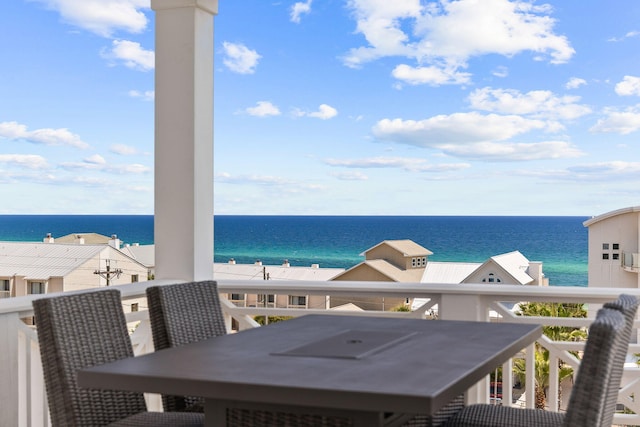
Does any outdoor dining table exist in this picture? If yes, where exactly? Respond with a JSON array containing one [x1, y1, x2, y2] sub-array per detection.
[[78, 314, 542, 427]]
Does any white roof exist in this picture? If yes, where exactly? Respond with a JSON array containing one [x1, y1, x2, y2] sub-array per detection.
[[583, 206, 640, 227], [213, 263, 344, 281], [120, 244, 155, 268], [490, 251, 533, 285], [421, 261, 481, 284], [0, 242, 106, 280]]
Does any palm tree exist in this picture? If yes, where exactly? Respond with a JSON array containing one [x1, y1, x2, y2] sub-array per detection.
[[514, 302, 587, 409]]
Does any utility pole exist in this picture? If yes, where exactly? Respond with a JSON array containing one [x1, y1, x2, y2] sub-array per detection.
[[94, 259, 123, 286]]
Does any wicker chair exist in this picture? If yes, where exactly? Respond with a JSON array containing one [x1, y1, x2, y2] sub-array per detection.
[[147, 280, 464, 426], [443, 295, 640, 427], [33, 289, 205, 427]]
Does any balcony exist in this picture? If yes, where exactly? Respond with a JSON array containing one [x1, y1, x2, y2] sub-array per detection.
[[2, 280, 640, 426], [623, 251, 640, 273]]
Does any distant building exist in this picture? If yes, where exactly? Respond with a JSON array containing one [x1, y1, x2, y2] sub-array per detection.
[[583, 206, 640, 289], [214, 259, 344, 310], [0, 239, 149, 310], [330, 239, 547, 311]]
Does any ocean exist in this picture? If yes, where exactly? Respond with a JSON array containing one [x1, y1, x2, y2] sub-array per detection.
[[0, 215, 589, 287]]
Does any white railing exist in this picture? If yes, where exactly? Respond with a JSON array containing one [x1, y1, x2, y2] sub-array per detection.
[[1, 280, 639, 426]]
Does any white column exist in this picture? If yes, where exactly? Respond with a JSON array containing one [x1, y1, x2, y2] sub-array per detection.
[[151, 0, 217, 281]]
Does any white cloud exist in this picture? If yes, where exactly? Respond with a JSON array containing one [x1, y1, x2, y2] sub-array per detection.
[[245, 101, 281, 117], [567, 161, 640, 179], [492, 66, 509, 78], [438, 140, 584, 161], [371, 112, 586, 161], [308, 104, 338, 119], [608, 30, 640, 42], [615, 76, 640, 96], [344, 0, 574, 85], [373, 112, 547, 146], [60, 158, 150, 174], [330, 171, 369, 181], [0, 121, 89, 149], [295, 104, 338, 119], [590, 106, 640, 134], [565, 77, 587, 90], [103, 40, 154, 71], [129, 89, 154, 101], [222, 42, 261, 74], [84, 154, 106, 165], [110, 144, 139, 155], [34, 0, 148, 38], [291, 0, 312, 24], [325, 156, 470, 172], [468, 87, 592, 120], [325, 156, 428, 169], [0, 154, 49, 169], [391, 64, 471, 86]]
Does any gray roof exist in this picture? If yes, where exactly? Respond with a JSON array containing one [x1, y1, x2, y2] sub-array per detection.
[[120, 244, 155, 268], [0, 242, 106, 280], [213, 263, 344, 281]]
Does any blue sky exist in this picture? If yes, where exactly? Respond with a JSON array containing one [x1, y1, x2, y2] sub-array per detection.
[[1, 0, 639, 216]]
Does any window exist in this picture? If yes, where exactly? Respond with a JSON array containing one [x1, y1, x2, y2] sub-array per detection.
[[131, 274, 139, 283], [412, 258, 417, 267], [603, 243, 609, 250], [131, 303, 139, 312], [613, 243, 619, 250], [258, 294, 275, 305], [29, 282, 46, 294], [483, 273, 502, 284], [612, 253, 619, 260], [230, 293, 245, 301], [603, 253, 610, 260], [289, 295, 307, 307], [0, 279, 9, 298]]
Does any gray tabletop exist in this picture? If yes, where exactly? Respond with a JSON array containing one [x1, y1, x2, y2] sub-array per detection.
[[78, 314, 541, 416]]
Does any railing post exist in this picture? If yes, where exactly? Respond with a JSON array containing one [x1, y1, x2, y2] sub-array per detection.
[[0, 312, 21, 426], [439, 293, 490, 404]]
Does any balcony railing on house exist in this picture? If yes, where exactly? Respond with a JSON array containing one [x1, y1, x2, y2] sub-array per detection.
[[1, 280, 640, 427], [623, 251, 640, 272]]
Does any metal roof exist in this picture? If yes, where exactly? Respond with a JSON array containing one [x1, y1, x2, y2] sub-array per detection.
[[213, 263, 344, 281], [421, 261, 481, 284], [489, 251, 534, 285], [0, 242, 107, 280]]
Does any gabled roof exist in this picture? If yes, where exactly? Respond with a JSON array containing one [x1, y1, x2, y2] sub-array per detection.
[[471, 250, 533, 285], [334, 259, 424, 282], [421, 261, 481, 284], [361, 239, 433, 257], [0, 242, 107, 280], [120, 244, 155, 268]]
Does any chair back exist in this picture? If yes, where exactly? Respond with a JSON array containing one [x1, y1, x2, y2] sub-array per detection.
[[562, 306, 630, 427], [33, 289, 147, 426], [600, 294, 640, 425], [146, 280, 227, 411]]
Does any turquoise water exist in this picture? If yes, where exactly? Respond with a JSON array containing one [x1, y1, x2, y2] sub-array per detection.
[[0, 215, 589, 287]]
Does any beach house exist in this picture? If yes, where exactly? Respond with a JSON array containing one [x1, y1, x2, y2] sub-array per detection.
[[330, 239, 548, 310], [584, 206, 640, 289], [0, 238, 149, 301]]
